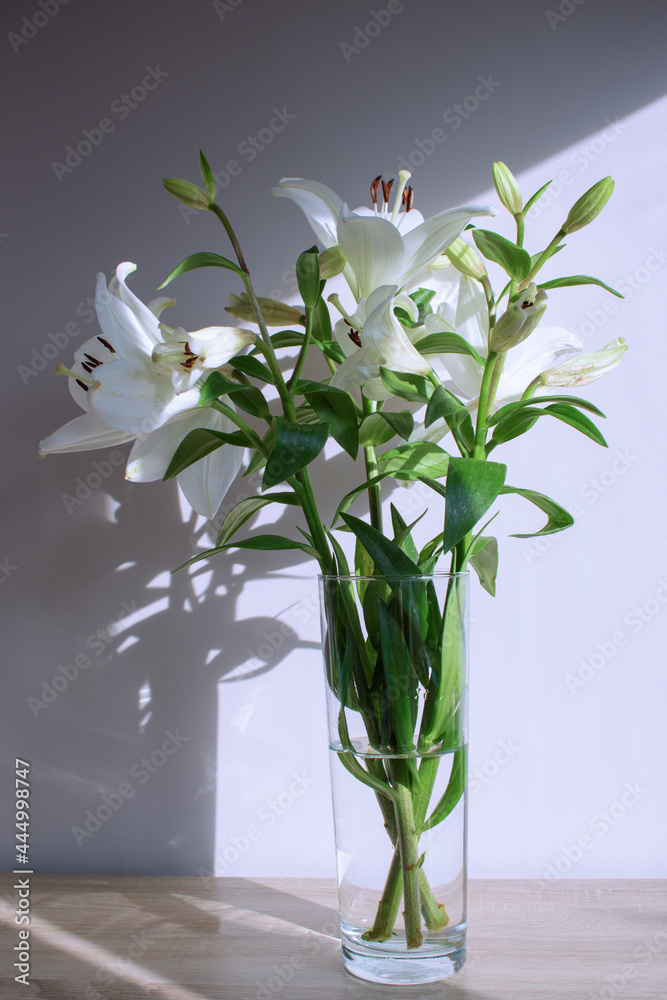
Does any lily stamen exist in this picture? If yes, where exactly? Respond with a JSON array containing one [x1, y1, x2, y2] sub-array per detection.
[[381, 178, 394, 207], [327, 292, 357, 327], [370, 175, 382, 209], [391, 170, 411, 224], [55, 363, 94, 385]]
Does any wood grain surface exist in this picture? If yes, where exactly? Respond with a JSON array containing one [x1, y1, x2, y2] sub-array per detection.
[[1, 876, 665, 998]]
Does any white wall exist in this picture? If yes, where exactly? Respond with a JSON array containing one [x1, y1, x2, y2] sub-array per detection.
[[2, 0, 666, 880]]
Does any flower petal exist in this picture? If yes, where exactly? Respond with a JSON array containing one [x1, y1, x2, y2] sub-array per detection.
[[337, 206, 406, 300], [176, 409, 244, 519], [39, 412, 134, 455], [95, 270, 158, 362], [89, 359, 200, 433], [497, 325, 583, 402], [188, 326, 255, 367], [111, 263, 164, 341], [401, 204, 494, 281], [272, 178, 343, 248]]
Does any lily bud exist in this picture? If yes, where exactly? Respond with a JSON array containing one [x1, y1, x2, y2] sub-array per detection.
[[492, 161, 523, 214], [226, 293, 305, 327], [490, 284, 547, 352], [163, 178, 212, 211], [318, 245, 346, 279], [445, 237, 488, 280], [538, 337, 627, 387], [562, 177, 614, 234]]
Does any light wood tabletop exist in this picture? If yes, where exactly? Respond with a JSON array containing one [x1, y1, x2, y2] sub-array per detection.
[[1, 875, 665, 998]]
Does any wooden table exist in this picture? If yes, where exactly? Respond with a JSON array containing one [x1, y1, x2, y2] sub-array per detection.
[[1, 876, 665, 998]]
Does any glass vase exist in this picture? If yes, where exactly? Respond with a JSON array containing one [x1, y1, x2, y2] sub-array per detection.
[[318, 572, 469, 985]]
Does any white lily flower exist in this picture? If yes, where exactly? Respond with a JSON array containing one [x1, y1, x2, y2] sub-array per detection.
[[422, 274, 584, 408], [39, 262, 248, 518], [538, 338, 628, 387], [273, 173, 493, 302], [329, 285, 432, 399]]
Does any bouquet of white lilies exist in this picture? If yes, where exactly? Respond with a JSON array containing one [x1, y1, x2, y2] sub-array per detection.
[[40, 154, 625, 959]]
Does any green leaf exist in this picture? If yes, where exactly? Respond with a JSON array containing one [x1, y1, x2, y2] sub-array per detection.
[[487, 394, 606, 427], [501, 485, 574, 537], [469, 536, 498, 596], [159, 251, 245, 289], [537, 274, 623, 298], [394, 287, 436, 328], [340, 514, 422, 578], [359, 411, 414, 446], [523, 180, 552, 215], [263, 417, 329, 489], [472, 229, 532, 280], [172, 533, 318, 572], [229, 355, 276, 384], [379, 368, 432, 404], [333, 473, 389, 522], [268, 330, 305, 350], [422, 746, 466, 831], [415, 332, 484, 366], [376, 597, 418, 752], [543, 403, 608, 447], [391, 505, 423, 564], [216, 492, 300, 547], [425, 384, 469, 429], [199, 150, 216, 199], [379, 442, 450, 481], [490, 409, 541, 446], [311, 294, 332, 343], [220, 533, 316, 554], [491, 400, 607, 448], [199, 370, 271, 420], [296, 246, 321, 309], [442, 458, 507, 554], [163, 427, 249, 481], [305, 387, 359, 459]]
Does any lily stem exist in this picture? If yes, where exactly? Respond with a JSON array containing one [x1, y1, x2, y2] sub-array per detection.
[[387, 760, 423, 948]]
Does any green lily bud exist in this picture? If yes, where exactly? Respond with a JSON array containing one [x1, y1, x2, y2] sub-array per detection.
[[492, 161, 522, 214], [226, 292, 305, 327], [445, 237, 488, 280], [163, 177, 212, 211], [490, 284, 547, 352], [318, 245, 346, 279], [562, 177, 614, 234]]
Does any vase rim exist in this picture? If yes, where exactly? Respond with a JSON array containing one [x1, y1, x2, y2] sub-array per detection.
[[318, 571, 469, 581]]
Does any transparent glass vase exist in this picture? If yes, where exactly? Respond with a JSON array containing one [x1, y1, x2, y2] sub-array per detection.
[[319, 573, 469, 985]]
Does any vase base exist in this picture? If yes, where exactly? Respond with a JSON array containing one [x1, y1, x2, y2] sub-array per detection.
[[341, 929, 466, 985]]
